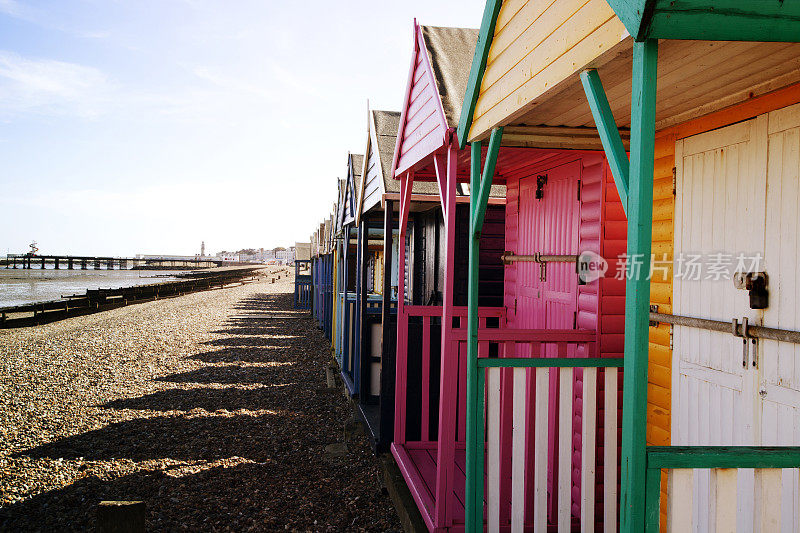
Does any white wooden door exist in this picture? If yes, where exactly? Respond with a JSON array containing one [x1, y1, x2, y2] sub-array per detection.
[[761, 102, 800, 532], [672, 116, 768, 532]]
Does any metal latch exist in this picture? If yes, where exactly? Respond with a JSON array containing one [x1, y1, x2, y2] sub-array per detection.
[[732, 316, 758, 369]]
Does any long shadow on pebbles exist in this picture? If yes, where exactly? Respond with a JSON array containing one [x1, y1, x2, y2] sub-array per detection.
[[204, 336, 300, 348], [210, 325, 288, 335], [17, 413, 332, 463], [101, 384, 324, 413], [2, 457, 395, 531], [189, 347, 295, 364], [156, 365, 298, 385]]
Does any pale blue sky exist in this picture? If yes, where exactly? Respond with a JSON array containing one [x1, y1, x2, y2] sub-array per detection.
[[0, 0, 484, 257]]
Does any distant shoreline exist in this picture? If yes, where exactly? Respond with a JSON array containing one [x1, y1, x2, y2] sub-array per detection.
[[0, 266, 285, 328]]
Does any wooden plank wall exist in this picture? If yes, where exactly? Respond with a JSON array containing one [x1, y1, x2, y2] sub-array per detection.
[[648, 83, 800, 529], [395, 31, 447, 176], [649, 131, 676, 530], [455, 203, 505, 308], [362, 142, 383, 215], [470, 0, 627, 140]]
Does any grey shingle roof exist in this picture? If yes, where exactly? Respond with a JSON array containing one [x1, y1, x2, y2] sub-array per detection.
[[420, 25, 479, 129]]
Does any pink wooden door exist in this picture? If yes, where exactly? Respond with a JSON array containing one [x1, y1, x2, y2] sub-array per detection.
[[517, 160, 581, 523], [517, 160, 581, 330]]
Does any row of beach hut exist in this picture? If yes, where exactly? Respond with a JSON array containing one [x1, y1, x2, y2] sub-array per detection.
[[297, 2, 800, 531]]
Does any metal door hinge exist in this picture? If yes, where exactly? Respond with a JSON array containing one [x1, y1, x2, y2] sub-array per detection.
[[577, 179, 581, 201]]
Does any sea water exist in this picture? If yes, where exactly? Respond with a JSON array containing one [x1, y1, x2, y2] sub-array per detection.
[[0, 268, 187, 308]]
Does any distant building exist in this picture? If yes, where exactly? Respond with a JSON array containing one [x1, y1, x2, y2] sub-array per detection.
[[137, 254, 214, 261], [275, 248, 295, 265]]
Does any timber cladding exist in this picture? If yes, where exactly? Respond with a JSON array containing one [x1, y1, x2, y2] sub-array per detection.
[[648, 82, 800, 528], [469, 0, 627, 141]]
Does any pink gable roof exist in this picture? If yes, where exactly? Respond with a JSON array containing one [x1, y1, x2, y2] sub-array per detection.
[[391, 23, 478, 178]]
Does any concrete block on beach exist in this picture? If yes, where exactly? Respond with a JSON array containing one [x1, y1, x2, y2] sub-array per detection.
[[97, 501, 145, 533], [323, 443, 349, 462]]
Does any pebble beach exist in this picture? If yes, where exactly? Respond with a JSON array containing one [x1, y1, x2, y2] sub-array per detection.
[[0, 272, 401, 531]]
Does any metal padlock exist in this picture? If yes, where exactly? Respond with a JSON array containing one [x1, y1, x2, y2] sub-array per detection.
[[747, 273, 769, 309]]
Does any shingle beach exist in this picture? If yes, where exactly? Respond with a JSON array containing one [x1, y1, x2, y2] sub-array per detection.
[[0, 273, 400, 532]]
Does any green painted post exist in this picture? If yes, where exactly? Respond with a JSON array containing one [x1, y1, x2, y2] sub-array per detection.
[[465, 127, 502, 532], [644, 466, 662, 533], [465, 140, 482, 533], [619, 38, 658, 533], [476, 365, 486, 528], [457, 0, 503, 149]]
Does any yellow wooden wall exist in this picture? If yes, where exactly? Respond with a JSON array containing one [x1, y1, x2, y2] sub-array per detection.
[[469, 0, 627, 141], [650, 132, 676, 529], [649, 133, 675, 445]]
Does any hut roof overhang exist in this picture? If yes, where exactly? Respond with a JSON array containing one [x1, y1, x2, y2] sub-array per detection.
[[459, 0, 800, 146], [608, 0, 800, 42]]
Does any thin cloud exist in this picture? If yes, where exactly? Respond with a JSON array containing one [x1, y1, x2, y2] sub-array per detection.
[[0, 51, 273, 122], [0, 51, 112, 117], [0, 0, 32, 19]]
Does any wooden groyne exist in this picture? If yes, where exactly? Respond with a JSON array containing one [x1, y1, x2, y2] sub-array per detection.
[[0, 267, 289, 328]]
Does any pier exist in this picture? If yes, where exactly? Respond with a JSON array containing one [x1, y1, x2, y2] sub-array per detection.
[[4, 254, 227, 270]]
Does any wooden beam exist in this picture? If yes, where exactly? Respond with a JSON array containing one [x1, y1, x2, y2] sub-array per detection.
[[382, 193, 506, 206], [649, 0, 800, 42], [433, 152, 448, 217], [494, 125, 630, 150], [434, 143, 459, 528], [457, 0, 503, 149], [647, 446, 800, 470], [472, 127, 503, 232], [620, 38, 658, 533], [604, 0, 649, 40], [379, 200, 395, 447], [580, 68, 630, 214]]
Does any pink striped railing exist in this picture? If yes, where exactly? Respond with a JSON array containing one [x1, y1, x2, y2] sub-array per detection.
[[452, 328, 623, 532]]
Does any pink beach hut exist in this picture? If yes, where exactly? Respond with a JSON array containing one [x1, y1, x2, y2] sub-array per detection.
[[390, 20, 628, 532]]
